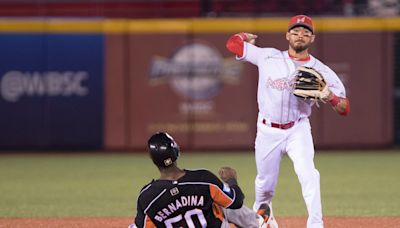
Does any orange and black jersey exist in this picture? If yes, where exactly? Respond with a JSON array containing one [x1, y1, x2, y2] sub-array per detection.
[[134, 169, 244, 228]]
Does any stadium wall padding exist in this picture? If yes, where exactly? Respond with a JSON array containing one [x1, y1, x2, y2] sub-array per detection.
[[0, 18, 397, 150], [0, 31, 104, 149]]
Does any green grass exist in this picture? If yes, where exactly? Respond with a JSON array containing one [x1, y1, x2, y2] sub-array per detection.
[[0, 151, 399, 218]]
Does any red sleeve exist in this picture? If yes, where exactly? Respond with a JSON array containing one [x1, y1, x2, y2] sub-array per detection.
[[225, 32, 247, 57], [340, 98, 350, 116], [329, 95, 350, 116]]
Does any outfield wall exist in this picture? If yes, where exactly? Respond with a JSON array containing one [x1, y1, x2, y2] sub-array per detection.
[[0, 18, 397, 150]]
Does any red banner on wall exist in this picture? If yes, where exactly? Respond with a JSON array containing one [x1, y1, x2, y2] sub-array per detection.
[[104, 31, 393, 150], [126, 35, 258, 150]]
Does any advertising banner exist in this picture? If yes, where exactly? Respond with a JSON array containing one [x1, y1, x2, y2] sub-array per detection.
[[127, 34, 258, 149], [121, 31, 393, 150], [0, 34, 103, 149]]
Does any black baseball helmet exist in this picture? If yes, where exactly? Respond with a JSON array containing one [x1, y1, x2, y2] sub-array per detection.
[[148, 132, 180, 168]]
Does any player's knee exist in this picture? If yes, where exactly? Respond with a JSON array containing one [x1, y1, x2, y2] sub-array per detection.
[[255, 176, 276, 190], [296, 167, 320, 182], [309, 168, 320, 183]]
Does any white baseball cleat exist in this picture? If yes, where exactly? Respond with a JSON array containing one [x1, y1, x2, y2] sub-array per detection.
[[257, 203, 271, 228], [267, 215, 279, 228], [266, 203, 278, 228]]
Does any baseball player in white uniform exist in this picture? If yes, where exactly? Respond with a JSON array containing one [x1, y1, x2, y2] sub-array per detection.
[[225, 15, 350, 228]]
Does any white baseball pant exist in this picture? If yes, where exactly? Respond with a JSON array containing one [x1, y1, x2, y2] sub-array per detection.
[[253, 117, 323, 228]]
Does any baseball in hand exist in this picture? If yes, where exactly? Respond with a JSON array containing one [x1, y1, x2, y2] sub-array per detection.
[[244, 33, 258, 45]]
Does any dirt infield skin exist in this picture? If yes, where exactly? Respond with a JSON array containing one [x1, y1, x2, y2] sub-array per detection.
[[1, 216, 399, 228]]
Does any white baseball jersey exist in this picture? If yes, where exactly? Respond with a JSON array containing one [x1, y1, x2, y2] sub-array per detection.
[[234, 41, 347, 228], [238, 42, 346, 124]]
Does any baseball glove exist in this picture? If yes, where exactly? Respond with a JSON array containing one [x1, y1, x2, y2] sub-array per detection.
[[293, 66, 329, 101]]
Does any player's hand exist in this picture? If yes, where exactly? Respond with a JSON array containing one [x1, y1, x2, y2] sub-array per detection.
[[244, 33, 257, 45], [322, 86, 333, 102], [218, 166, 237, 182]]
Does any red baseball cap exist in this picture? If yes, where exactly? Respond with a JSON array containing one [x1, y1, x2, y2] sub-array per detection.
[[288, 15, 314, 33]]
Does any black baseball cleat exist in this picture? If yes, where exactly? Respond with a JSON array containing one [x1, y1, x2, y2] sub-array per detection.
[[257, 203, 271, 227]]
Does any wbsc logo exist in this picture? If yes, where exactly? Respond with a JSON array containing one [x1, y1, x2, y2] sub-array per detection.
[[0, 71, 89, 102]]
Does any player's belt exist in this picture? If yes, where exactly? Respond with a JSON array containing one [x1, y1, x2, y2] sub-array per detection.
[[262, 119, 295, 130]]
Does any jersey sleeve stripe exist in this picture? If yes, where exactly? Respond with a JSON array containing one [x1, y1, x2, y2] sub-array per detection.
[[178, 182, 236, 207], [209, 184, 234, 208], [139, 184, 152, 195]]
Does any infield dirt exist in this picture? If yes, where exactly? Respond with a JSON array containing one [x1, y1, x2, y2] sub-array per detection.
[[1, 216, 400, 228]]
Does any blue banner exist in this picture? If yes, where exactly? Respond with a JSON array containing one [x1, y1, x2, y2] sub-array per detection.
[[0, 33, 103, 149]]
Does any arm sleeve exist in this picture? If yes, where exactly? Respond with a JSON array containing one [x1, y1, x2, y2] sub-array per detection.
[[134, 202, 157, 228], [134, 200, 145, 228], [226, 32, 247, 57], [323, 66, 350, 116], [329, 95, 350, 116], [223, 179, 245, 209], [225, 33, 263, 65], [324, 67, 346, 97]]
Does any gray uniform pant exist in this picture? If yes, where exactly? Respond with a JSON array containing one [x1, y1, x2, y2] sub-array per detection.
[[221, 205, 259, 228]]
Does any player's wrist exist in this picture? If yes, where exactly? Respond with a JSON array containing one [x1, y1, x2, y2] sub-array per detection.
[[236, 32, 248, 41], [329, 94, 340, 106], [225, 178, 238, 187]]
